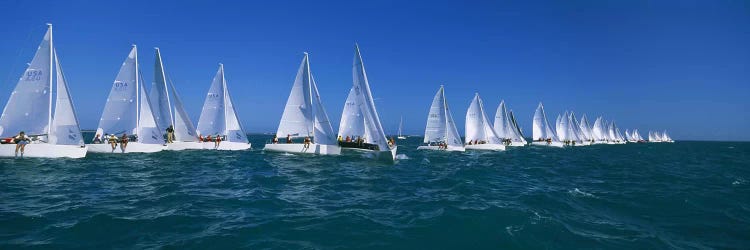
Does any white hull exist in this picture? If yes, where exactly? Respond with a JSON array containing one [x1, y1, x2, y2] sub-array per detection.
[[165, 141, 204, 151], [506, 141, 527, 147], [417, 145, 466, 152], [397, 136, 407, 139], [531, 141, 565, 148], [201, 141, 251, 150], [264, 143, 341, 155], [87, 142, 166, 153], [465, 144, 506, 151], [0, 143, 87, 158]]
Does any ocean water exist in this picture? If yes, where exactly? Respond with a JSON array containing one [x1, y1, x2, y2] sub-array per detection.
[[1, 134, 748, 249]]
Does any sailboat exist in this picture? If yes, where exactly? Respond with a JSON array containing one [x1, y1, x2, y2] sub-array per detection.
[[196, 64, 251, 150], [579, 115, 595, 144], [591, 117, 609, 144], [663, 130, 675, 143], [417, 85, 464, 151], [493, 100, 526, 147], [336, 44, 397, 160], [0, 24, 87, 158], [87, 45, 166, 153], [568, 112, 588, 146], [531, 102, 563, 147], [264, 53, 340, 155], [632, 129, 646, 143], [465, 93, 505, 151], [397, 116, 407, 139], [150, 48, 202, 150]]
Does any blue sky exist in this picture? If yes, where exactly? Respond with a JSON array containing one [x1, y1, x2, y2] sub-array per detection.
[[0, 0, 748, 141]]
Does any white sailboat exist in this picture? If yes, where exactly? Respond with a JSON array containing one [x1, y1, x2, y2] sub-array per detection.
[[579, 114, 595, 144], [264, 53, 340, 155], [493, 100, 526, 147], [465, 93, 505, 151], [87, 45, 166, 153], [417, 86, 464, 151], [196, 64, 251, 150], [568, 112, 588, 146], [663, 130, 674, 143], [531, 102, 563, 147], [591, 117, 609, 144], [632, 129, 645, 143], [0, 24, 87, 158], [150, 48, 202, 150], [397, 116, 407, 139], [336, 44, 397, 160]]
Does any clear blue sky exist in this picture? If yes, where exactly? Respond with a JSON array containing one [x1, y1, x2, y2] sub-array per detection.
[[0, 0, 748, 141]]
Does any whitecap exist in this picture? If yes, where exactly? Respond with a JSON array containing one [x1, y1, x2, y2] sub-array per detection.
[[396, 154, 409, 160], [568, 188, 596, 198]]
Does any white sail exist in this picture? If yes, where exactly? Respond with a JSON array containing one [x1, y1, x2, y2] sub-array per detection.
[[169, 80, 198, 142], [533, 103, 557, 140], [444, 93, 463, 147], [338, 87, 365, 140], [221, 66, 248, 143], [137, 80, 163, 144], [310, 74, 336, 145], [607, 122, 617, 141], [197, 65, 226, 137], [579, 115, 593, 141], [465, 93, 501, 144], [424, 86, 448, 143], [592, 117, 605, 141], [277, 54, 314, 138], [0, 26, 53, 137], [349, 45, 390, 151], [398, 116, 404, 137], [149, 48, 173, 131], [493, 101, 508, 139], [508, 110, 526, 143], [568, 112, 584, 143], [49, 51, 84, 145], [97, 46, 139, 135], [557, 112, 569, 141]]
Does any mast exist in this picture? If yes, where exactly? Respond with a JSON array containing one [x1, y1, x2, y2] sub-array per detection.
[[47, 23, 53, 136], [220, 63, 227, 135], [134, 44, 140, 132], [442, 86, 448, 142], [155, 47, 174, 127], [305, 52, 314, 138]]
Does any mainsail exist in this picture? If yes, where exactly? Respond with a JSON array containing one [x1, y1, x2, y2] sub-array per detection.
[[0, 26, 53, 137], [97, 46, 139, 136], [493, 101, 508, 139], [465, 94, 501, 144], [532, 103, 557, 141]]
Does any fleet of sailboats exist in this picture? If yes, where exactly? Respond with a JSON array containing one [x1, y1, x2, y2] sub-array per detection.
[[264, 53, 340, 155], [0, 24, 677, 159]]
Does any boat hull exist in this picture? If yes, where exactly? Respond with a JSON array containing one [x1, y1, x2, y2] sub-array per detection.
[[531, 141, 564, 148], [86, 142, 166, 153], [506, 141, 527, 147], [0, 143, 87, 158], [397, 136, 407, 140], [417, 145, 465, 152], [201, 141, 251, 150], [264, 143, 341, 155], [165, 141, 204, 151], [465, 144, 506, 151]]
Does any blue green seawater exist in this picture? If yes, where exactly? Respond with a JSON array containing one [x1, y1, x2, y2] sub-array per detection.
[[1, 134, 749, 249]]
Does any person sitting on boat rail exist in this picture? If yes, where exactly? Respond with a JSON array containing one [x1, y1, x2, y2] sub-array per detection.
[[337, 135, 342, 142], [93, 134, 102, 144], [14, 131, 30, 157], [214, 134, 222, 149], [388, 137, 395, 147], [272, 135, 279, 144], [198, 134, 203, 142], [286, 134, 292, 143], [107, 134, 117, 151], [166, 125, 174, 143], [205, 135, 212, 143], [303, 136, 311, 149], [120, 133, 129, 152], [345, 136, 351, 142]]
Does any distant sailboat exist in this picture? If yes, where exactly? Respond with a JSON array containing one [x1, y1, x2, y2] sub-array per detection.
[[150, 48, 202, 150], [579, 115, 595, 144], [417, 85, 464, 151], [264, 53, 340, 155], [397, 116, 407, 139], [336, 44, 397, 161], [0, 24, 87, 158], [494, 100, 526, 147], [465, 93, 505, 151], [531, 103, 563, 147], [662, 130, 674, 143], [591, 117, 609, 144], [87, 45, 166, 153], [568, 112, 588, 146], [196, 64, 251, 150]]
